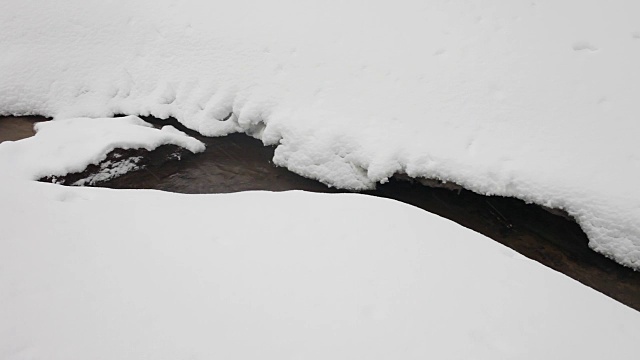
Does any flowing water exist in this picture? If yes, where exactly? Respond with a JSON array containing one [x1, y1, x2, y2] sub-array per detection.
[[3, 115, 639, 311]]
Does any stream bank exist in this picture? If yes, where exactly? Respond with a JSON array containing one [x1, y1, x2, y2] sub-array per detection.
[[3, 115, 639, 311]]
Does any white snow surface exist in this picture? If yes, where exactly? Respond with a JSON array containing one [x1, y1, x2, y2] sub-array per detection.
[[1, 1, 639, 268], [1, 181, 640, 359], [0, 122, 639, 358], [0, 116, 204, 181]]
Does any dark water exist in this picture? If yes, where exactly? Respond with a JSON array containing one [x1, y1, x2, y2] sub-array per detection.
[[0, 116, 44, 142], [3, 116, 639, 310]]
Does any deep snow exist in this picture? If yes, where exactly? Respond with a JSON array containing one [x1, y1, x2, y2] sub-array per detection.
[[2, 1, 640, 357], [2, 183, 640, 359], [0, 114, 639, 358], [1, 0, 639, 268]]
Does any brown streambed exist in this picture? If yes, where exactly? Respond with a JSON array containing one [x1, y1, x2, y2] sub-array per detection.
[[0, 116, 47, 142], [3, 115, 639, 311]]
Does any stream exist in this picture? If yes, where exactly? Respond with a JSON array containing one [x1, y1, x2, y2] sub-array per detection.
[[2, 115, 639, 311]]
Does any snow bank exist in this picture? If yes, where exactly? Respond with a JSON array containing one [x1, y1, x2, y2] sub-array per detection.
[[1, 1, 640, 268], [1, 183, 639, 359], [0, 116, 204, 181]]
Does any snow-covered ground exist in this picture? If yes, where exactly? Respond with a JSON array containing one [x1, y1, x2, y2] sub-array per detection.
[[1, 1, 640, 357], [0, 116, 639, 359], [2, 0, 639, 268], [0, 118, 640, 360]]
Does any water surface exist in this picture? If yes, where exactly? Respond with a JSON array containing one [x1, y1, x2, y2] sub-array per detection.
[[4, 115, 639, 310]]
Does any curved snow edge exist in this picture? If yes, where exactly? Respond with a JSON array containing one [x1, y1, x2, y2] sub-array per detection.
[[0, 116, 205, 183], [69, 112, 640, 271], [231, 115, 640, 271]]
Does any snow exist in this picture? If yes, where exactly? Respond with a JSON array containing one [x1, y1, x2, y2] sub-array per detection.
[[1, 181, 640, 359], [70, 156, 143, 186], [1, 0, 638, 268], [1, 0, 640, 354], [0, 116, 204, 182], [0, 114, 638, 358]]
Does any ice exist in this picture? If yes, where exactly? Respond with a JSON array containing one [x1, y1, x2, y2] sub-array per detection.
[[71, 156, 143, 186]]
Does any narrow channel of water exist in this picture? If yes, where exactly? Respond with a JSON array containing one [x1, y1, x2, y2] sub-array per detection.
[[2, 115, 639, 311], [0, 116, 45, 142]]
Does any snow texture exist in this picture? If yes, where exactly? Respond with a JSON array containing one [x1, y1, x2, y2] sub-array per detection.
[[1, 181, 640, 359], [0, 116, 204, 181], [71, 156, 143, 186], [1, 0, 639, 269]]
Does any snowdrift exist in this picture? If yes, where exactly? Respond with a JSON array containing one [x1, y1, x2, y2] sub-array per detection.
[[1, 0, 639, 268], [2, 183, 640, 359]]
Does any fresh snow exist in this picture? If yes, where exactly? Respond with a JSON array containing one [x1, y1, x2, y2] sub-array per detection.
[[2, 0, 639, 268], [0, 112, 639, 358], [1, 0, 640, 355], [1, 182, 640, 359], [0, 116, 204, 182]]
